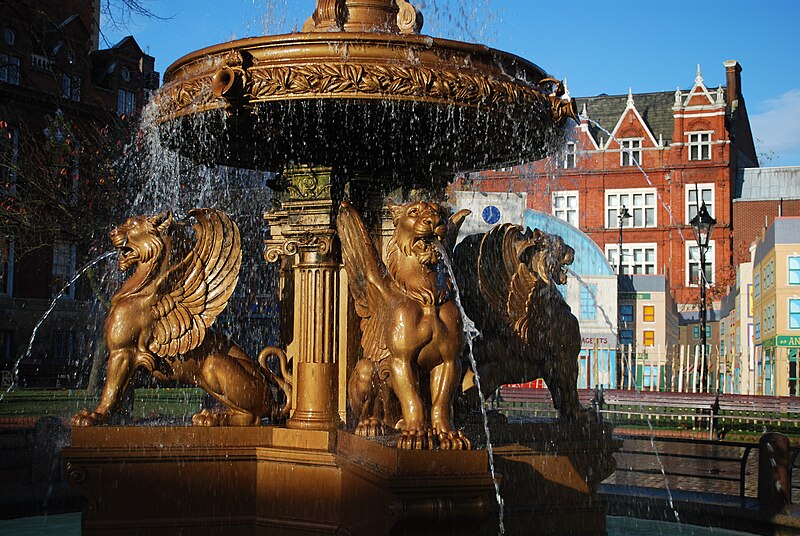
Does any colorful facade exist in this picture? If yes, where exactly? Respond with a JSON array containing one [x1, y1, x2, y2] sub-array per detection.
[[751, 218, 800, 396]]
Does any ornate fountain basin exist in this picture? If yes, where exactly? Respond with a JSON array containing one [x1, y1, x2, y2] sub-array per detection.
[[158, 31, 574, 179]]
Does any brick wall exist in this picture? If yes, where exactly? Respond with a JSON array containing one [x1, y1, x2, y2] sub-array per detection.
[[734, 199, 800, 259]]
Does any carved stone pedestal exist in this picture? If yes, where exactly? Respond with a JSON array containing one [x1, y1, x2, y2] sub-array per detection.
[[63, 421, 619, 535], [265, 166, 342, 431]]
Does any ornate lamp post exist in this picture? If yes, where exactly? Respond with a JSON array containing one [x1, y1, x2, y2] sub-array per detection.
[[616, 206, 631, 388], [690, 202, 716, 391], [617, 206, 632, 275]]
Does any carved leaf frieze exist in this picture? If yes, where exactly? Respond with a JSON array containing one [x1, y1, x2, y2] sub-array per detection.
[[160, 61, 557, 122]]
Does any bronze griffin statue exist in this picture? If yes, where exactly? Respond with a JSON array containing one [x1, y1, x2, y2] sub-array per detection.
[[73, 209, 292, 427], [453, 223, 585, 421], [337, 200, 471, 449]]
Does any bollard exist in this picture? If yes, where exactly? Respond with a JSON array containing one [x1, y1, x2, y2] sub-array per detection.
[[757, 432, 791, 508]]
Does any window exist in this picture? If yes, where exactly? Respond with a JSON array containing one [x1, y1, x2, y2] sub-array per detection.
[[564, 142, 576, 169], [764, 261, 775, 290], [688, 132, 712, 161], [118, 89, 136, 115], [2, 28, 15, 46], [52, 241, 76, 299], [121, 67, 131, 82], [643, 330, 655, 347], [720, 322, 725, 336], [619, 329, 634, 346], [620, 138, 642, 166], [552, 190, 578, 226], [0, 237, 12, 296], [620, 304, 634, 323], [686, 184, 714, 223], [606, 189, 656, 228], [789, 299, 800, 329], [754, 273, 761, 297], [61, 74, 82, 102], [0, 54, 20, 85], [643, 305, 655, 323], [51, 331, 83, 360], [687, 241, 715, 286], [693, 325, 700, 339], [606, 243, 657, 275], [580, 285, 597, 321], [0, 330, 12, 365], [790, 257, 800, 285], [706, 325, 712, 338], [0, 126, 18, 191]]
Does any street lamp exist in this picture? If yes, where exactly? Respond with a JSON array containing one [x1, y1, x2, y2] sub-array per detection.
[[617, 205, 632, 388], [690, 201, 716, 392], [617, 205, 632, 275]]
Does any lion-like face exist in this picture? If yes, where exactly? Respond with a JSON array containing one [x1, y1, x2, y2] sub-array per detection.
[[529, 231, 574, 285], [109, 212, 172, 272], [389, 201, 447, 267]]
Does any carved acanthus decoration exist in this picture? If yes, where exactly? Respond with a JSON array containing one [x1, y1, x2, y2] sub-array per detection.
[[303, 0, 347, 32], [158, 62, 561, 123], [265, 232, 335, 264], [396, 0, 423, 34], [539, 77, 579, 125]]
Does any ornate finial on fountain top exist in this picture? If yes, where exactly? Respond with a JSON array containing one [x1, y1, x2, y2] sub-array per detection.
[[303, 0, 423, 34]]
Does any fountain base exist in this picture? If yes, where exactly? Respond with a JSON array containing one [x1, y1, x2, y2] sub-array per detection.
[[63, 421, 619, 535]]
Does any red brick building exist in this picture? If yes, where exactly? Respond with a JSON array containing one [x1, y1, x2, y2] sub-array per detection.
[[466, 62, 759, 311], [0, 0, 158, 386], [733, 167, 800, 258]]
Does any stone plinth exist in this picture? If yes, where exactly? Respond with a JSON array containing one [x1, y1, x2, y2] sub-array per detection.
[[63, 420, 619, 535]]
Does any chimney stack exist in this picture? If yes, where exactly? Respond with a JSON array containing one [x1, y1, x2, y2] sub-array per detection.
[[724, 60, 742, 110]]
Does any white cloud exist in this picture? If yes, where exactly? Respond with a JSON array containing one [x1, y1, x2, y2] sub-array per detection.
[[750, 89, 800, 163]]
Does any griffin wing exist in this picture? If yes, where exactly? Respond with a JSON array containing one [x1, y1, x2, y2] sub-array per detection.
[[148, 209, 242, 358], [477, 224, 543, 343], [337, 201, 393, 362]]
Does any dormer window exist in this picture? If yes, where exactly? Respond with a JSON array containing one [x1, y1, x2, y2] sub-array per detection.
[[620, 138, 641, 166], [564, 141, 576, 168], [688, 132, 712, 161]]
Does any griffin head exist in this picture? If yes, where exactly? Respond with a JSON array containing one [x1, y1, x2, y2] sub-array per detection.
[[109, 211, 173, 272], [388, 201, 447, 267]]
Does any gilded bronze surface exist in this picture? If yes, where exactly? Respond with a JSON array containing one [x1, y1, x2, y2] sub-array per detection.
[[72, 209, 292, 427], [156, 0, 575, 177], [338, 200, 472, 449], [453, 224, 585, 420]]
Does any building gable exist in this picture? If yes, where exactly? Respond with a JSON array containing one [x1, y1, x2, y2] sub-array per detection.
[[607, 89, 659, 149]]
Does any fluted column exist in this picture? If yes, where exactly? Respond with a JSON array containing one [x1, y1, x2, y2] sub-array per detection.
[[265, 166, 341, 431]]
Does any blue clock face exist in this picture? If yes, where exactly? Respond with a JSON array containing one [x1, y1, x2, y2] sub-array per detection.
[[482, 205, 501, 225]]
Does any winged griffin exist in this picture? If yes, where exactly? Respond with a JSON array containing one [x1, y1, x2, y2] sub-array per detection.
[[453, 224, 585, 420], [73, 209, 292, 427], [337, 200, 471, 449]]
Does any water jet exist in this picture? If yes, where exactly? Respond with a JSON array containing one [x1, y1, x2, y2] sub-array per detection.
[[63, 2, 618, 534]]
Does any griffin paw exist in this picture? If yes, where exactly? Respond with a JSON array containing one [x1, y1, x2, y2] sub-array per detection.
[[192, 409, 260, 426], [437, 430, 472, 450], [397, 428, 435, 450], [355, 417, 387, 437], [72, 409, 107, 427]]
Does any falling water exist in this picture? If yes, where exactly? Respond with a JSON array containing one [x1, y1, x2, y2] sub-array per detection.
[[586, 119, 687, 243], [438, 242, 505, 535], [2, 251, 115, 399]]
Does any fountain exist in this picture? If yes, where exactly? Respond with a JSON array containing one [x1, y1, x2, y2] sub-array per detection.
[[62, 1, 620, 534]]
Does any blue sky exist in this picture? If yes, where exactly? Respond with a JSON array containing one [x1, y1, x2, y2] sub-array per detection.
[[104, 0, 800, 166]]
